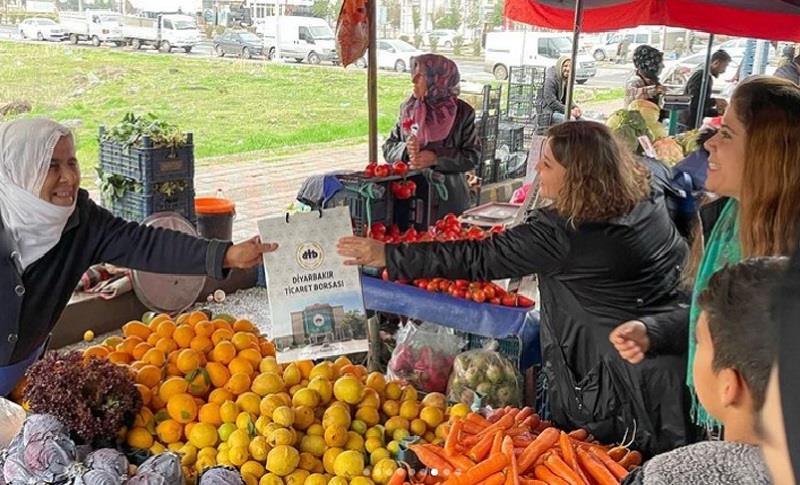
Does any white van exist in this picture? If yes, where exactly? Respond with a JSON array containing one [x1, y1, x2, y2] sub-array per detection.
[[121, 14, 201, 53], [484, 31, 597, 82], [258, 16, 337, 64], [60, 10, 124, 46]]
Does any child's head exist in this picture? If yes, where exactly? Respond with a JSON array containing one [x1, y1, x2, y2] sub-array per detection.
[[694, 257, 788, 426]]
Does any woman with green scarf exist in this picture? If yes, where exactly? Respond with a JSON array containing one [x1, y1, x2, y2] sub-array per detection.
[[610, 76, 800, 432], [535, 55, 582, 125]]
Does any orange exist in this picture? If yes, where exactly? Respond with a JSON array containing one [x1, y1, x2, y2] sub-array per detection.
[[107, 351, 132, 365], [118, 336, 144, 356], [175, 313, 191, 325], [211, 328, 234, 346], [156, 320, 177, 339], [167, 393, 198, 424], [233, 319, 257, 333], [194, 320, 215, 338], [104, 336, 124, 349], [130, 361, 147, 371], [137, 364, 163, 388], [148, 314, 171, 331], [206, 362, 231, 388], [296, 360, 314, 379], [228, 357, 254, 377], [166, 363, 182, 377], [135, 383, 152, 406], [151, 392, 167, 410], [225, 372, 251, 395], [198, 402, 222, 426], [134, 407, 155, 428], [190, 336, 214, 354], [123, 321, 151, 340], [232, 332, 258, 352], [147, 334, 160, 346], [187, 311, 209, 326], [174, 325, 196, 349], [187, 370, 211, 397], [238, 348, 263, 369], [177, 349, 202, 375], [156, 418, 184, 444], [212, 319, 233, 332], [159, 376, 190, 403], [133, 342, 154, 360], [156, 337, 178, 354], [83, 345, 109, 361], [259, 339, 276, 358], [212, 341, 237, 365], [208, 388, 235, 405], [142, 348, 166, 367]]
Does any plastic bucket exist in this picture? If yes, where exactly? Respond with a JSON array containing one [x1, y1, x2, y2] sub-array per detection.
[[195, 197, 235, 241]]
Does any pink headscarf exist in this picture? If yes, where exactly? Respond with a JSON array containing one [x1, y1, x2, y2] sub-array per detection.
[[400, 54, 460, 146]]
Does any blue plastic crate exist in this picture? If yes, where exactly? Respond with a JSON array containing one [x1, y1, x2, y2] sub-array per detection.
[[99, 127, 195, 184], [467, 333, 524, 371], [104, 186, 196, 223]]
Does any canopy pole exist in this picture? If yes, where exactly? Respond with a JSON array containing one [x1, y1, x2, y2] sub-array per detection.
[[564, 0, 584, 121], [368, 0, 379, 163], [695, 33, 714, 129]]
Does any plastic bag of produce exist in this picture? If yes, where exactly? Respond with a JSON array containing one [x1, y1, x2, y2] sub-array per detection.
[[335, 0, 368, 67], [198, 466, 245, 485], [446, 343, 522, 409], [135, 453, 183, 484], [0, 398, 25, 450], [388, 322, 465, 393]]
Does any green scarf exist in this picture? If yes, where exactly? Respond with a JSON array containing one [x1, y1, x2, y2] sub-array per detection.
[[687, 198, 742, 429]]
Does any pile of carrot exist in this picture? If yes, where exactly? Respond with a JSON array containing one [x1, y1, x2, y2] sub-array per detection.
[[403, 406, 642, 485]]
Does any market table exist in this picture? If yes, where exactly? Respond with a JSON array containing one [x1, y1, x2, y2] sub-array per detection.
[[360, 275, 541, 371]]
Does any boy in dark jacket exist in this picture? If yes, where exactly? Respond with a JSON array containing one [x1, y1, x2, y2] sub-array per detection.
[[623, 258, 782, 485]]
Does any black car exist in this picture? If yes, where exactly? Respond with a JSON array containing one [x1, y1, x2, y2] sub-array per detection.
[[213, 30, 263, 59]]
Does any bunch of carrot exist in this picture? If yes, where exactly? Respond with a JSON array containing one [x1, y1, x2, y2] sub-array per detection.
[[404, 406, 642, 485]]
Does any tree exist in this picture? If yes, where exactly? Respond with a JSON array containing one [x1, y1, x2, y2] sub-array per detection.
[[412, 5, 421, 32], [463, 0, 481, 31], [384, 0, 401, 30], [436, 1, 462, 30], [490, 0, 504, 27]]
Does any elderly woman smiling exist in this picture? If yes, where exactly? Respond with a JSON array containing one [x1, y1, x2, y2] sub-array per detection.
[[0, 118, 277, 394]]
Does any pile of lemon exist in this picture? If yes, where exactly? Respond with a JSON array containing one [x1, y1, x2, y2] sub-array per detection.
[[85, 311, 469, 485]]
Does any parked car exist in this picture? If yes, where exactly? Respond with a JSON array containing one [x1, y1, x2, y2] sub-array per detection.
[[662, 51, 776, 96], [259, 16, 337, 64], [484, 31, 596, 82], [18, 18, 66, 41], [60, 10, 124, 46], [213, 30, 264, 58], [426, 29, 458, 49], [354, 39, 425, 72]]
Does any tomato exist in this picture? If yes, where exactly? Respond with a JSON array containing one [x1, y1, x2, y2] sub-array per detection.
[[389, 224, 401, 237], [374, 164, 391, 178], [395, 185, 413, 200], [405, 180, 417, 194], [483, 286, 496, 300], [467, 226, 485, 241], [403, 228, 418, 241], [371, 223, 386, 236], [392, 161, 409, 177], [426, 282, 439, 292], [418, 233, 433, 242], [381, 268, 391, 281], [471, 289, 486, 304], [438, 280, 451, 292], [490, 225, 505, 234], [454, 289, 467, 299], [364, 163, 377, 177], [455, 279, 470, 289], [444, 213, 459, 225], [490, 297, 502, 305], [501, 294, 517, 307], [517, 295, 535, 307], [492, 284, 507, 297], [415, 279, 429, 289]]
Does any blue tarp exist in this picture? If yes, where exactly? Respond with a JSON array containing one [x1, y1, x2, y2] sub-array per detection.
[[361, 276, 541, 369]]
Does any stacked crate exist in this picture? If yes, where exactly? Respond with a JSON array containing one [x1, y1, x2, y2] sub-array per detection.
[[506, 66, 546, 123], [475, 84, 502, 184], [98, 126, 196, 223]]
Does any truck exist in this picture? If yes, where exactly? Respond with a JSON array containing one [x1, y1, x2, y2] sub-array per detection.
[[257, 16, 337, 64], [120, 14, 201, 53], [484, 31, 597, 82], [59, 10, 125, 46]]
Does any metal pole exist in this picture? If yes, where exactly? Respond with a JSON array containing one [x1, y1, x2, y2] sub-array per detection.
[[563, 0, 583, 121], [368, 0, 378, 163], [694, 33, 714, 129], [274, 0, 282, 62]]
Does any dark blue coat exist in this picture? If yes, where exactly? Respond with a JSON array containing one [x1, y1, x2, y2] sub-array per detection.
[[0, 189, 230, 366]]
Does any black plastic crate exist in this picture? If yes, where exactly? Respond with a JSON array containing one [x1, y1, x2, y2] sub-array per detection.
[[104, 186, 196, 223], [324, 171, 436, 236], [498, 121, 525, 151], [508, 65, 546, 88], [507, 150, 529, 179], [99, 127, 195, 184]]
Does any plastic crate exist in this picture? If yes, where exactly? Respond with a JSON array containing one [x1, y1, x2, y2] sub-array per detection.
[[99, 127, 195, 184], [324, 172, 436, 236], [498, 121, 525, 151], [509, 65, 546, 87], [104, 186, 196, 223], [464, 332, 525, 374]]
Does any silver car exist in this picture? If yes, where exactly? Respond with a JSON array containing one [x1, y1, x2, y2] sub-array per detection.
[[19, 18, 66, 41]]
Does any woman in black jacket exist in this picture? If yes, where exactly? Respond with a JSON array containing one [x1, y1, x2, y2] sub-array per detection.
[[383, 54, 481, 218], [0, 118, 277, 394], [339, 121, 693, 455]]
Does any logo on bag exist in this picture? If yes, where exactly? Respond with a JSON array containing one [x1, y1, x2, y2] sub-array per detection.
[[297, 242, 324, 270]]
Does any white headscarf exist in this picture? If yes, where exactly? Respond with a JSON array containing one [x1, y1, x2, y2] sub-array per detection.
[[0, 118, 76, 270]]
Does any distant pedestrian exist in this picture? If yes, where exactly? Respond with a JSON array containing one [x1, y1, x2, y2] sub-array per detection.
[[617, 37, 632, 64]]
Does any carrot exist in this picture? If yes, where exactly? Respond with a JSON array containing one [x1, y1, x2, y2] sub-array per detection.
[[618, 450, 641, 470], [534, 420, 552, 433], [490, 430, 505, 456], [410, 444, 454, 474], [544, 454, 586, 485], [487, 408, 507, 423], [590, 447, 629, 480], [568, 429, 589, 441], [515, 407, 534, 422], [607, 446, 628, 462], [524, 414, 541, 431], [423, 444, 475, 472], [533, 465, 570, 485], [387, 468, 408, 485], [466, 413, 491, 428], [445, 418, 463, 456], [576, 448, 619, 485], [560, 431, 589, 484], [519, 480, 548, 485], [503, 436, 520, 485], [468, 430, 496, 462], [517, 427, 560, 473], [461, 421, 485, 436], [476, 414, 516, 439], [483, 472, 507, 485], [444, 454, 509, 485], [512, 437, 534, 448]]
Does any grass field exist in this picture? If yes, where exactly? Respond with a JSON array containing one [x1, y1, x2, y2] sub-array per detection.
[[0, 41, 411, 177]]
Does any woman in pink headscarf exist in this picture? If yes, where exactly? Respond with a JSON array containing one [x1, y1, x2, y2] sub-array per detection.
[[384, 54, 481, 218]]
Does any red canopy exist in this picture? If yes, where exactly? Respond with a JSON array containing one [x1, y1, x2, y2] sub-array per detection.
[[505, 0, 800, 42]]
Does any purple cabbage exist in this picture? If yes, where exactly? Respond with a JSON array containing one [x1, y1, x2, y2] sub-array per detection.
[[124, 472, 168, 485], [22, 414, 68, 444], [198, 466, 245, 485], [135, 453, 182, 484], [3, 452, 36, 485], [20, 435, 77, 483], [71, 468, 123, 485], [85, 449, 129, 478]]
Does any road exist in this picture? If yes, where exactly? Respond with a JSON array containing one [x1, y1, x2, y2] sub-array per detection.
[[0, 26, 631, 88]]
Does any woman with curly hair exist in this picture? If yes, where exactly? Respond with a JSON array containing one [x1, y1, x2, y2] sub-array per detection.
[[339, 121, 693, 456]]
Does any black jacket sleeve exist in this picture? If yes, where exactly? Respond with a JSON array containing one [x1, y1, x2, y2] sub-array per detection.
[[685, 70, 718, 122], [539, 68, 566, 114], [86, 198, 232, 280], [427, 103, 481, 174], [385, 210, 568, 281], [383, 119, 410, 164], [640, 304, 690, 355]]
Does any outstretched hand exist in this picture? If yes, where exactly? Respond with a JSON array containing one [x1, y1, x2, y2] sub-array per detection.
[[223, 236, 278, 269], [609, 320, 650, 364], [336, 236, 387, 268]]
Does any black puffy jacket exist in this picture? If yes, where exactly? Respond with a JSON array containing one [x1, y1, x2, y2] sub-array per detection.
[[386, 178, 693, 456]]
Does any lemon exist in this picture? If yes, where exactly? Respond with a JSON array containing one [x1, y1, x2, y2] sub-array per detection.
[[371, 458, 398, 484], [83, 330, 95, 342], [365, 437, 383, 454], [220, 400, 240, 423], [365, 372, 386, 394], [365, 426, 385, 441], [323, 447, 343, 474], [292, 388, 321, 408], [324, 424, 349, 447], [179, 443, 198, 466], [300, 434, 327, 457], [384, 382, 402, 400], [259, 395, 285, 417], [435, 423, 449, 440], [284, 469, 310, 485], [216, 449, 230, 466], [370, 448, 391, 466], [228, 428, 252, 449], [283, 363, 302, 386], [381, 400, 400, 418], [199, 446, 218, 459], [298, 451, 318, 471], [237, 392, 263, 415], [293, 405, 316, 430], [351, 420, 368, 435], [242, 461, 267, 479], [345, 431, 365, 451], [392, 429, 409, 442], [384, 417, 409, 436], [237, 411, 255, 431], [273, 406, 295, 427], [351, 477, 376, 485], [329, 478, 348, 485], [307, 377, 333, 404], [420, 407, 444, 428], [307, 423, 325, 436], [195, 454, 216, 473], [399, 401, 420, 420], [218, 422, 237, 442], [333, 450, 365, 479], [149, 442, 166, 455], [401, 386, 418, 402], [386, 440, 400, 456], [252, 372, 285, 396], [410, 419, 427, 437], [424, 431, 437, 444], [305, 473, 328, 485], [249, 435, 271, 461], [333, 376, 364, 405], [229, 445, 250, 467], [309, 362, 335, 381], [266, 445, 300, 477], [355, 407, 380, 427], [189, 423, 219, 448], [268, 427, 295, 447], [259, 356, 281, 374], [218, 442, 230, 453], [255, 415, 271, 436], [323, 405, 352, 430], [260, 474, 284, 485], [449, 403, 470, 419]]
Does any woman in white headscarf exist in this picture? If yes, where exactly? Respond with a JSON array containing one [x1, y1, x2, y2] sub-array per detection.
[[0, 118, 277, 395]]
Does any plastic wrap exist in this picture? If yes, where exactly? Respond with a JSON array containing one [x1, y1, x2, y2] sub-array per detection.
[[387, 322, 464, 393], [335, 0, 368, 67], [446, 343, 522, 409]]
